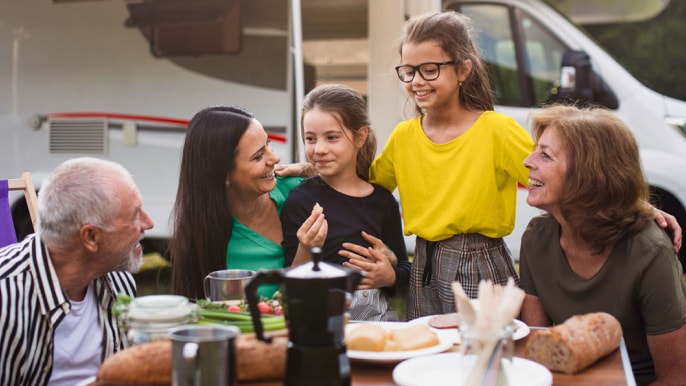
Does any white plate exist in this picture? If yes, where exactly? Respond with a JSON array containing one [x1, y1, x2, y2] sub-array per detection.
[[345, 322, 453, 364], [393, 352, 552, 386], [409, 315, 530, 344], [75, 376, 96, 386]]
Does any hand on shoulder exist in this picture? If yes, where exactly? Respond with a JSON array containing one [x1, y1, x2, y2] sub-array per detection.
[[274, 163, 317, 178]]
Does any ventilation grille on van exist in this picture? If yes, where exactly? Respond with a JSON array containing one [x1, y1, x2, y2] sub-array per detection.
[[48, 118, 108, 154]]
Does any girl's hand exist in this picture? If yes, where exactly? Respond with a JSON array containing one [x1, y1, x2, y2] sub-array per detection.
[[654, 208, 682, 252], [296, 211, 327, 250]]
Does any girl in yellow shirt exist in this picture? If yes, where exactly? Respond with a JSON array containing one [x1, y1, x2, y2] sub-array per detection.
[[370, 11, 533, 319]]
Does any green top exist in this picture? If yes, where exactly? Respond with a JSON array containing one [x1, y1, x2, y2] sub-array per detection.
[[227, 176, 303, 298]]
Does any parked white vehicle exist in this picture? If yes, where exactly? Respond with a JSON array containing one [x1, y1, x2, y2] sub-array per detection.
[[0, 0, 298, 245], [2, 0, 685, 269]]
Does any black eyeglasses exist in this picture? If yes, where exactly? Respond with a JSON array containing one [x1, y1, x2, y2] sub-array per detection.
[[394, 61, 455, 83]]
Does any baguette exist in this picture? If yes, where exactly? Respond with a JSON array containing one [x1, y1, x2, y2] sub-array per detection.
[[524, 312, 622, 374], [96, 340, 172, 385], [95, 333, 287, 384], [236, 334, 287, 382]]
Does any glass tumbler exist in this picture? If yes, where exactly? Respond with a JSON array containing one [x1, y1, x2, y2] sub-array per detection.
[[458, 324, 515, 386]]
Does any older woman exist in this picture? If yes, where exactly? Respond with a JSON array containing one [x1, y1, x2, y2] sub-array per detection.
[[519, 105, 686, 385]]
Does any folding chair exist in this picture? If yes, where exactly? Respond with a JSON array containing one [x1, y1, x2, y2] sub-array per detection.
[[0, 172, 38, 247]]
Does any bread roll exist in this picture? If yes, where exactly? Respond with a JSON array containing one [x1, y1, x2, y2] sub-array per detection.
[[345, 323, 388, 351], [96, 340, 172, 385], [389, 324, 440, 351], [346, 323, 440, 352], [524, 312, 623, 374]]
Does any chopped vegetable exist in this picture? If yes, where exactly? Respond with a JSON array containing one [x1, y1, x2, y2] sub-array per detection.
[[197, 308, 286, 333]]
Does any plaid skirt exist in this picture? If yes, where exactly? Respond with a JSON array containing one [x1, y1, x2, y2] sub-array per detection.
[[406, 233, 520, 321]]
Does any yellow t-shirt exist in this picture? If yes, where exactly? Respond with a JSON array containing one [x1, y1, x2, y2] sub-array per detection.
[[370, 111, 533, 241]]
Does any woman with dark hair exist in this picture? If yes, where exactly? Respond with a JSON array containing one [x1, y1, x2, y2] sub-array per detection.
[[519, 104, 686, 385], [169, 106, 303, 299]]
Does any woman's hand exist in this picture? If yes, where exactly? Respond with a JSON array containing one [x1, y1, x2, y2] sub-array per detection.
[[340, 231, 398, 265], [340, 231, 397, 289], [654, 208, 682, 252], [274, 163, 317, 178]]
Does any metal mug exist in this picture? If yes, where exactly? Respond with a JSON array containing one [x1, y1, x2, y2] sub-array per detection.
[[169, 325, 240, 386], [203, 269, 256, 302]]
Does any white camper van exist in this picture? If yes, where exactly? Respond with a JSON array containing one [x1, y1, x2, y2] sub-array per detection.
[[0, 0, 301, 247], [2, 0, 685, 269]]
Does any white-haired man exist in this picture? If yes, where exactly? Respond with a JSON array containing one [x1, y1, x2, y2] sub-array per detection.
[[0, 157, 154, 385]]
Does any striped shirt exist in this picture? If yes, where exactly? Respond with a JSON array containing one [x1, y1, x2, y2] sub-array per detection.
[[0, 234, 136, 386]]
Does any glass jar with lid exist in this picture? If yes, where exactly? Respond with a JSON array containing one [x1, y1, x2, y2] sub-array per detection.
[[118, 295, 198, 346]]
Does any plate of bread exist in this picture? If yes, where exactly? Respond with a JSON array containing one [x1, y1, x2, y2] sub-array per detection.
[[409, 313, 530, 344], [344, 322, 453, 364]]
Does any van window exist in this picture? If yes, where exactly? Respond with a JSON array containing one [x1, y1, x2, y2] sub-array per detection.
[[519, 15, 566, 105], [448, 3, 568, 107]]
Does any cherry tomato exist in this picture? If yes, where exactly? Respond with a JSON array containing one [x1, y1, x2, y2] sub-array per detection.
[[226, 305, 242, 313], [257, 301, 273, 314]]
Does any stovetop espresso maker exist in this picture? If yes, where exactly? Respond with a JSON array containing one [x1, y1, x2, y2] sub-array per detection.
[[245, 248, 362, 386]]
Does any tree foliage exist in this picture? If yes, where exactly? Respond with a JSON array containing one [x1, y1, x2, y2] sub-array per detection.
[[582, 0, 686, 101]]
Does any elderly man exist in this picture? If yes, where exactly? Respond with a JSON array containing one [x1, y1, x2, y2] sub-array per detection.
[[0, 157, 154, 386]]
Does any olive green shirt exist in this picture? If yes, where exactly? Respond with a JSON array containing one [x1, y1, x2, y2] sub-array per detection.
[[520, 215, 686, 386]]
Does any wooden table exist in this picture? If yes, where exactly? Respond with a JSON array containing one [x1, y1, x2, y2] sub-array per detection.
[[246, 334, 635, 386]]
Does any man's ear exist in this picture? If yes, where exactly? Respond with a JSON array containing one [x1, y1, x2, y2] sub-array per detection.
[[81, 225, 99, 253]]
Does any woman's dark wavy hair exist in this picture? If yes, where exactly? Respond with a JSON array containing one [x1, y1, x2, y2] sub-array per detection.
[[169, 106, 254, 299], [531, 104, 653, 253], [399, 11, 495, 116]]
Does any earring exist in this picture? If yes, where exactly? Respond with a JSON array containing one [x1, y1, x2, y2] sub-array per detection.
[[226, 181, 230, 187]]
